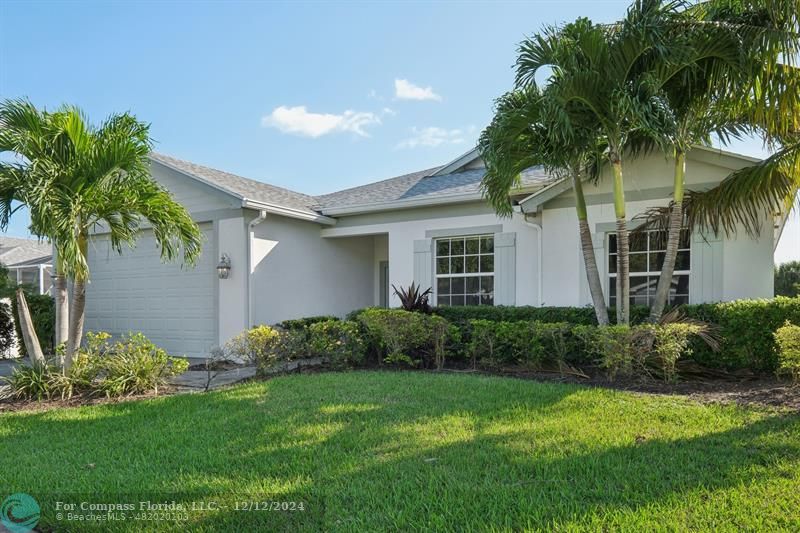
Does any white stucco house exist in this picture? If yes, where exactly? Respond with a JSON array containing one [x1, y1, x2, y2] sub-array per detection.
[[85, 147, 782, 358]]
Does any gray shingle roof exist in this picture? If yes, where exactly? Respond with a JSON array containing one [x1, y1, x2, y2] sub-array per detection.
[[0, 236, 52, 267], [150, 153, 320, 215], [314, 166, 553, 210], [149, 152, 556, 216]]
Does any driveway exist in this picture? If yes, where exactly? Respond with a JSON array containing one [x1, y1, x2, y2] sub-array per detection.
[[0, 358, 20, 377]]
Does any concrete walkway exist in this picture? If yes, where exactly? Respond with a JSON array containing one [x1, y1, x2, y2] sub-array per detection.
[[0, 358, 20, 377], [168, 366, 256, 392]]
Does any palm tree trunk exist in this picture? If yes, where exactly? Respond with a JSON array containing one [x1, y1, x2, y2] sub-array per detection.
[[573, 173, 609, 326], [53, 266, 69, 357], [650, 150, 686, 322], [65, 232, 88, 368], [16, 288, 45, 366], [611, 155, 630, 325]]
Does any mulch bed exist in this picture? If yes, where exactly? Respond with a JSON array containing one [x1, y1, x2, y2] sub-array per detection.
[[2, 364, 798, 413]]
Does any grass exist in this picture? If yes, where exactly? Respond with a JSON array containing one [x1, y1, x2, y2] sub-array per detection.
[[1, 371, 799, 531]]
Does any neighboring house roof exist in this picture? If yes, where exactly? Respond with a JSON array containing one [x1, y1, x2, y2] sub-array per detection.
[[0, 236, 52, 267]]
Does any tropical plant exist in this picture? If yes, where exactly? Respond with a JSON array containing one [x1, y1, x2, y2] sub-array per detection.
[[0, 99, 203, 368], [775, 260, 800, 297], [480, 86, 610, 325], [645, 0, 800, 320], [392, 282, 432, 313]]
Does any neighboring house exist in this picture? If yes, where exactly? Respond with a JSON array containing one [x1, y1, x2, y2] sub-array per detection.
[[0, 236, 53, 295], [85, 147, 781, 358]]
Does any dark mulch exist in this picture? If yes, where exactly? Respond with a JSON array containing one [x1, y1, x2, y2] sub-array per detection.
[[0, 386, 181, 414]]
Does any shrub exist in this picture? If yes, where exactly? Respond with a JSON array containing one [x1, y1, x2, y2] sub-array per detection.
[[574, 325, 651, 380], [433, 305, 650, 327], [224, 325, 282, 367], [308, 320, 366, 368], [98, 333, 188, 396], [648, 323, 704, 383], [3, 363, 61, 400], [0, 301, 15, 357], [3, 332, 186, 399], [775, 321, 800, 383], [278, 316, 339, 331], [468, 320, 582, 369], [356, 308, 455, 368], [682, 297, 800, 372], [10, 292, 55, 356]]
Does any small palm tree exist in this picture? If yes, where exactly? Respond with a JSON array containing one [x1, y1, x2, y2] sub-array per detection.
[[480, 87, 610, 325], [0, 99, 203, 368]]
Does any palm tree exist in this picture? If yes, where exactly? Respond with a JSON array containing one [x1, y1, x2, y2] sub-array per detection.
[[647, 0, 799, 321], [480, 87, 610, 325], [0, 99, 203, 368], [514, 3, 683, 324]]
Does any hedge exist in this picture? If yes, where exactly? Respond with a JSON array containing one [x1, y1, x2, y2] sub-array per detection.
[[432, 305, 651, 326], [682, 297, 800, 372], [0, 301, 16, 356], [435, 298, 800, 373]]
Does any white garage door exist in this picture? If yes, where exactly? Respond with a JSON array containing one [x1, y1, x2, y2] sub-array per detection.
[[85, 223, 216, 358]]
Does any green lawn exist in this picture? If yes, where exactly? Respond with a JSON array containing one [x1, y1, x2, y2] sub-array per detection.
[[1, 371, 799, 531]]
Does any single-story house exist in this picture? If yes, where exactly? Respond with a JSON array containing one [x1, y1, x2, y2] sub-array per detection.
[[85, 147, 782, 358], [0, 236, 53, 295]]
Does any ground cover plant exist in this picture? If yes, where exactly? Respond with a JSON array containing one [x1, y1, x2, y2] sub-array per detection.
[[1, 371, 798, 531]]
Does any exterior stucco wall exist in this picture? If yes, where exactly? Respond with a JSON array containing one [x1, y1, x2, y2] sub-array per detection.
[[322, 202, 542, 308], [250, 216, 374, 325], [539, 150, 774, 306]]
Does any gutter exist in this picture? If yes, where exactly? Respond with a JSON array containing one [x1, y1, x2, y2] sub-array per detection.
[[242, 198, 337, 226], [247, 210, 268, 328]]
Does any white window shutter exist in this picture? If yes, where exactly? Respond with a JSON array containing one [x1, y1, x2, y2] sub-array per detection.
[[413, 239, 433, 291], [494, 232, 516, 305]]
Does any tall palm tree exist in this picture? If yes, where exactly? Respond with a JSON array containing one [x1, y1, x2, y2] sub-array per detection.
[[480, 87, 610, 325], [515, 2, 681, 324], [647, 0, 799, 320], [0, 99, 203, 368]]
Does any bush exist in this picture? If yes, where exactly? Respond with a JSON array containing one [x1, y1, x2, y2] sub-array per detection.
[[308, 320, 366, 368], [2, 332, 187, 399], [0, 301, 15, 357], [433, 305, 651, 326], [574, 325, 648, 380], [775, 321, 800, 383], [223, 325, 282, 368], [682, 297, 800, 372], [468, 320, 583, 369], [98, 333, 189, 396], [649, 323, 704, 383], [11, 292, 55, 356], [278, 316, 339, 331], [356, 309, 456, 368]]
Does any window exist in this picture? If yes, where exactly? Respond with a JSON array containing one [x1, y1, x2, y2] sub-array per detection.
[[608, 229, 690, 307], [435, 235, 494, 306]]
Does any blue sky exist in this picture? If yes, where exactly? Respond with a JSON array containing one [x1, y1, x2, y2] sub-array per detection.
[[1, 0, 797, 262]]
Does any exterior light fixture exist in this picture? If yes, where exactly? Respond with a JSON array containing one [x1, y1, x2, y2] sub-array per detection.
[[217, 253, 231, 279]]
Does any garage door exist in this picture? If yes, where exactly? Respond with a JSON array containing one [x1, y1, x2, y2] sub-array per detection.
[[85, 223, 216, 358]]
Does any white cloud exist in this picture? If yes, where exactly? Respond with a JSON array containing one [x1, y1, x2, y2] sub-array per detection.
[[382, 107, 397, 116], [394, 79, 442, 101], [396, 126, 465, 149], [261, 106, 380, 138]]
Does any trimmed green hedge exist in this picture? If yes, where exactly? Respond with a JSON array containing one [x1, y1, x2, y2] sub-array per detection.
[[432, 305, 651, 326], [278, 315, 339, 331], [682, 297, 800, 372]]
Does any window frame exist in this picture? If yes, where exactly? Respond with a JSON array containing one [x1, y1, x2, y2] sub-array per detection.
[[607, 229, 691, 307], [434, 233, 495, 307]]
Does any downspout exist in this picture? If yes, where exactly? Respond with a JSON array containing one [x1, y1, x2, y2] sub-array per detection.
[[247, 209, 268, 328], [514, 206, 543, 307]]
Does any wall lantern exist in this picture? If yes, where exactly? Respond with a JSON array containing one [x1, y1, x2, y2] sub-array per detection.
[[217, 253, 232, 279]]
